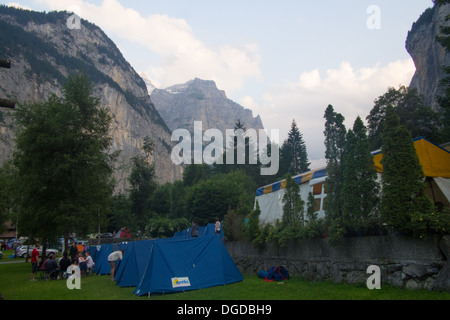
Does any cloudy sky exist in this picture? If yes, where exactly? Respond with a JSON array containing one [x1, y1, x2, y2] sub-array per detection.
[[5, 0, 434, 167]]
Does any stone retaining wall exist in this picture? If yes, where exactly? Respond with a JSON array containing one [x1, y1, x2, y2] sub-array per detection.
[[225, 235, 450, 291]]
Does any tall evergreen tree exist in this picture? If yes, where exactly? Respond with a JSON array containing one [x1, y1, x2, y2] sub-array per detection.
[[279, 119, 310, 176], [342, 117, 380, 235], [323, 105, 346, 244], [380, 106, 434, 235], [282, 173, 305, 228]]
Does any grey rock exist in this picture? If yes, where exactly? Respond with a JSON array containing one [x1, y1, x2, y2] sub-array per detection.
[[406, 3, 450, 111], [433, 235, 450, 291], [151, 78, 264, 136], [0, 8, 183, 188]]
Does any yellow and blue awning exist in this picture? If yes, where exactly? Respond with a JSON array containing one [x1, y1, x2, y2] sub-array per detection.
[[255, 168, 327, 197], [373, 137, 450, 178], [256, 138, 450, 197]]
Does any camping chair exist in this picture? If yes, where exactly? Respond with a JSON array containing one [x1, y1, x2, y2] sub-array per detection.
[[38, 259, 48, 280], [47, 268, 60, 280]]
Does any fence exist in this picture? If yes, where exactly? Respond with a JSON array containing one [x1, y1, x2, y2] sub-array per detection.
[[225, 235, 450, 291]]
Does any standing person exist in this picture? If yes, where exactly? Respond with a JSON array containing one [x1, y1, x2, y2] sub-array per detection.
[[191, 220, 199, 238], [107, 249, 124, 281], [69, 242, 78, 262], [30, 243, 40, 281], [85, 251, 95, 276], [215, 219, 221, 235]]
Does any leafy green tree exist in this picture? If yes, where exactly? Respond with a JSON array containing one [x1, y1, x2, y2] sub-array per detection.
[[380, 106, 434, 235], [323, 105, 346, 244], [275, 174, 306, 247], [146, 215, 189, 238], [168, 180, 188, 218], [150, 183, 173, 216], [282, 174, 304, 228], [13, 74, 115, 245], [214, 119, 266, 187], [279, 119, 310, 176], [342, 117, 380, 235], [367, 86, 442, 150], [109, 193, 132, 232], [185, 171, 253, 225], [303, 192, 325, 239], [127, 141, 157, 236], [0, 161, 18, 235], [246, 200, 261, 242], [182, 164, 212, 187]]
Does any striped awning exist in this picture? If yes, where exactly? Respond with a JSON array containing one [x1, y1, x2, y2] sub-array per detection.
[[256, 138, 450, 197], [255, 168, 327, 197]]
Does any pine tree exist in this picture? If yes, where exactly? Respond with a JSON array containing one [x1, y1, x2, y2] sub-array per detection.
[[282, 173, 304, 228], [279, 119, 310, 176], [380, 106, 434, 235], [342, 117, 380, 235], [246, 200, 261, 242], [323, 105, 346, 244]]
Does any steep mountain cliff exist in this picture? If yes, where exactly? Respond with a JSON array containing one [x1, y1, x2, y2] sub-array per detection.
[[406, 3, 450, 110], [0, 6, 183, 189], [150, 78, 264, 135]]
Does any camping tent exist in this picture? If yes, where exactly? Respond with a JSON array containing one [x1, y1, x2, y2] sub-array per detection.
[[114, 239, 155, 287], [92, 244, 113, 275], [91, 242, 127, 275], [114, 228, 131, 239], [255, 137, 450, 225], [133, 234, 243, 296], [174, 223, 223, 238]]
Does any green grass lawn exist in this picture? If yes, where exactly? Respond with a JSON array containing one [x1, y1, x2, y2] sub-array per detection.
[[1, 261, 449, 300]]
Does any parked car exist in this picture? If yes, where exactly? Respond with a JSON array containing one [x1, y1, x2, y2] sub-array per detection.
[[100, 233, 113, 238], [16, 245, 58, 258]]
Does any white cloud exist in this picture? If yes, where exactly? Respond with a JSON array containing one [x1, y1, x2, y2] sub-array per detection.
[[248, 59, 416, 162], [33, 0, 262, 93], [28, 1, 416, 168], [6, 2, 33, 10]]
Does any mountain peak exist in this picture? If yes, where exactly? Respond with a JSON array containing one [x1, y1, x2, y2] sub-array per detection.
[[150, 78, 264, 134], [139, 72, 157, 94], [163, 78, 221, 96]]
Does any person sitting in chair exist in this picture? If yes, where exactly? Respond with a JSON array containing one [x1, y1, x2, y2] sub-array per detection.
[[45, 254, 60, 280]]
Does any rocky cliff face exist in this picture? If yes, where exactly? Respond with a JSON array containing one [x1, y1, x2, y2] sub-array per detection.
[[0, 7, 183, 189], [406, 3, 450, 110], [151, 78, 264, 135]]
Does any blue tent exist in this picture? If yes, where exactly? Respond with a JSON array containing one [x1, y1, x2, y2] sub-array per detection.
[[115, 239, 155, 287], [174, 223, 223, 238], [133, 235, 243, 296], [92, 243, 127, 275], [92, 244, 112, 275], [85, 245, 100, 262]]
